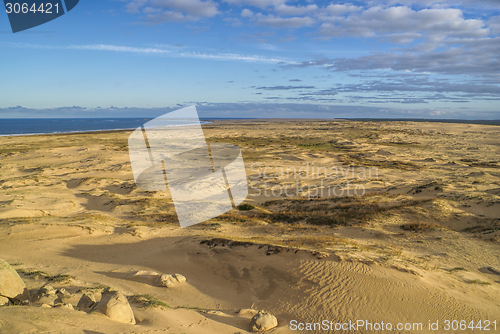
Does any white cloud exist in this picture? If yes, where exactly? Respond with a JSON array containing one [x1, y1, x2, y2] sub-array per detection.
[[324, 4, 362, 16], [318, 6, 490, 42], [274, 4, 318, 16], [241, 8, 253, 17], [124, 0, 218, 23], [149, 0, 219, 17], [255, 13, 315, 28], [5, 42, 299, 64], [221, 0, 286, 9]]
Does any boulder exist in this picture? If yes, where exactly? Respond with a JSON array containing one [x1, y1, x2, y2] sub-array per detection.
[[37, 294, 59, 307], [249, 311, 278, 332], [91, 288, 136, 324], [0, 259, 30, 305], [57, 288, 71, 299], [0, 296, 10, 306], [156, 273, 187, 287], [77, 293, 96, 312], [174, 274, 186, 283], [156, 274, 177, 288]]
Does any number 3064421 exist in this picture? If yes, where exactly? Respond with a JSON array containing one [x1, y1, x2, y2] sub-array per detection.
[[5, 3, 59, 14]]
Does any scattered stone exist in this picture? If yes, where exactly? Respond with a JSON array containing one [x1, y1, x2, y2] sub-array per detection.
[[77, 293, 96, 312], [0, 259, 30, 305], [249, 311, 278, 332], [237, 308, 259, 318], [91, 288, 136, 325], [174, 274, 186, 283], [40, 303, 52, 309]]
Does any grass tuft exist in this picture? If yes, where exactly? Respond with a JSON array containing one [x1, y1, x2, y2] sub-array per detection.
[[16, 268, 48, 280], [238, 203, 255, 211], [400, 223, 441, 232]]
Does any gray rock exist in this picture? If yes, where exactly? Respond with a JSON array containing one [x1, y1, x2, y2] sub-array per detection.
[[91, 288, 136, 324], [249, 311, 278, 332], [77, 293, 96, 312], [0, 259, 30, 305]]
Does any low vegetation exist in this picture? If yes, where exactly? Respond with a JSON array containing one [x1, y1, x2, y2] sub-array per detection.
[[400, 223, 442, 232]]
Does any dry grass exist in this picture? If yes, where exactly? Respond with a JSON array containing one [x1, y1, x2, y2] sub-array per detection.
[[258, 195, 433, 227], [400, 223, 442, 232]]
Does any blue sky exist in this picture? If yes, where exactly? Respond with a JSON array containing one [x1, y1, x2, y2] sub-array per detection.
[[1, 0, 500, 118]]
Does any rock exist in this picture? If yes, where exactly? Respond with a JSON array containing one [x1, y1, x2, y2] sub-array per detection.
[[156, 274, 177, 288], [0, 296, 10, 306], [57, 288, 71, 299], [313, 251, 329, 259], [249, 311, 278, 332], [40, 303, 52, 308], [37, 294, 59, 307], [237, 308, 259, 318], [77, 293, 96, 312], [56, 303, 74, 310], [156, 273, 186, 287], [39, 285, 56, 296], [174, 274, 186, 283], [91, 288, 136, 324], [0, 259, 30, 304]]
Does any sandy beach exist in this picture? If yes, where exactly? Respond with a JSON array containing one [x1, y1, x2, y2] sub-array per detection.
[[0, 119, 499, 333]]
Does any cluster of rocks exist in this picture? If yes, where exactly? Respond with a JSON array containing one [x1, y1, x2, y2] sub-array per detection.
[[35, 285, 73, 309], [0, 259, 136, 325], [2, 259, 278, 331]]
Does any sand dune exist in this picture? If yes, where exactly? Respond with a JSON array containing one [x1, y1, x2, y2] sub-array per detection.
[[0, 120, 499, 333]]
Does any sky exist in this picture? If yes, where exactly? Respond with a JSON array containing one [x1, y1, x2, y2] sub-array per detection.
[[1, 0, 500, 119]]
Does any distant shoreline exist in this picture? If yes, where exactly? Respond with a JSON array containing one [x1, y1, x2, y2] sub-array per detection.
[[0, 117, 498, 137]]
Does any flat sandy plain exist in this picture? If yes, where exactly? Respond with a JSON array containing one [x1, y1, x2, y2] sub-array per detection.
[[0, 120, 499, 333]]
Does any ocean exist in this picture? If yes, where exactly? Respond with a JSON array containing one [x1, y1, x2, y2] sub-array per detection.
[[0, 118, 154, 136], [0, 118, 498, 136]]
